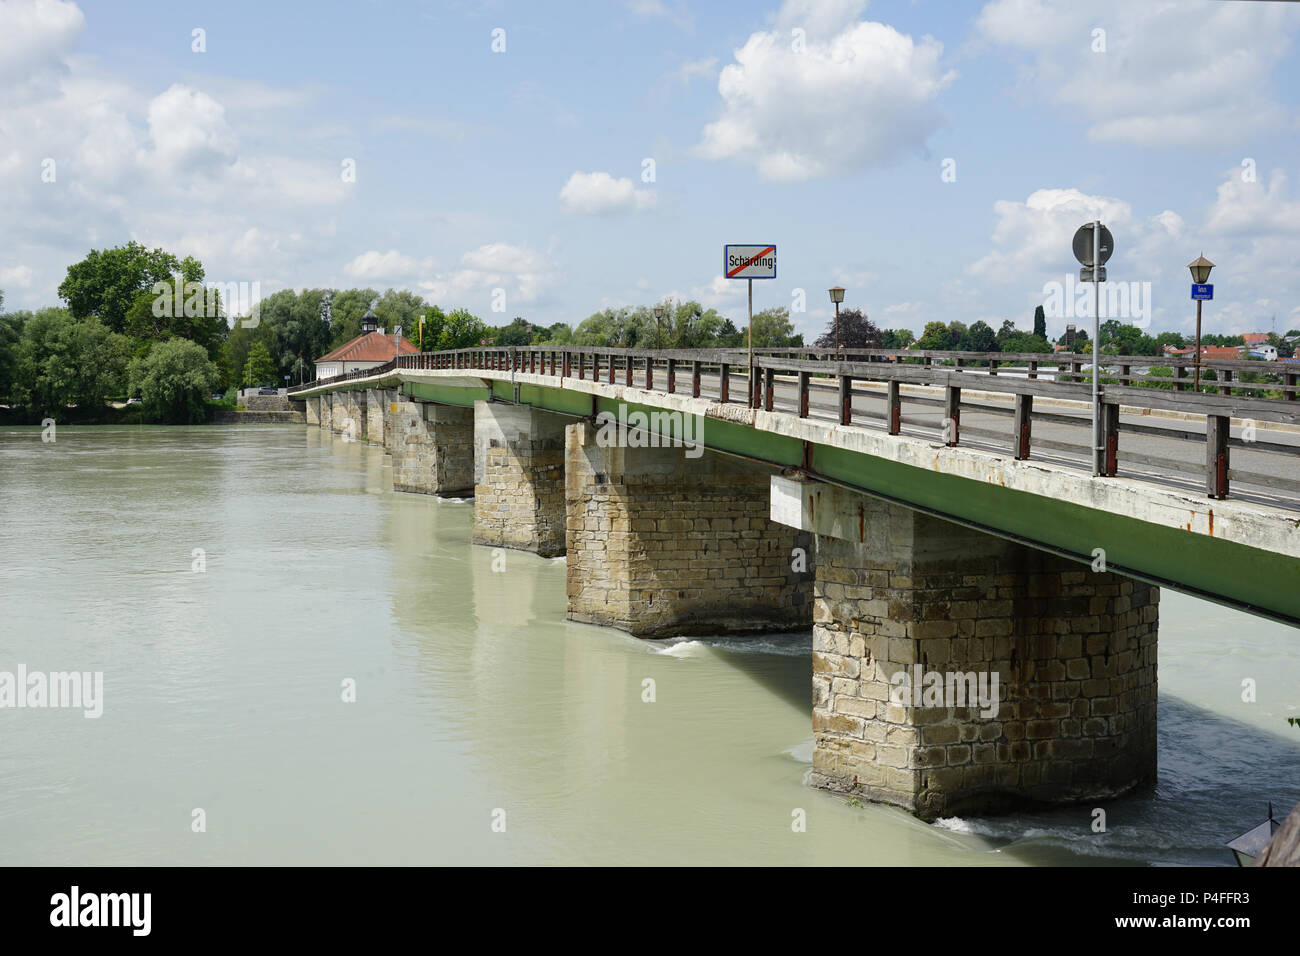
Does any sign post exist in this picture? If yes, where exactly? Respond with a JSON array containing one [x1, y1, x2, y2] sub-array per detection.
[[724, 244, 777, 406], [1072, 222, 1113, 476]]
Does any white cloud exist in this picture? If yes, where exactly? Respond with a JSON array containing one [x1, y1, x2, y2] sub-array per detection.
[[697, 0, 954, 180], [559, 171, 656, 215], [1205, 170, 1300, 237], [673, 56, 717, 85], [0, 0, 84, 94], [343, 250, 436, 281], [146, 84, 237, 173], [975, 0, 1297, 147], [0, 265, 35, 287], [968, 188, 1135, 278], [414, 242, 561, 310]]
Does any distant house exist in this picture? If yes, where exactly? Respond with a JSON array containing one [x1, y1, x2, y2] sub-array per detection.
[[1242, 332, 1269, 346], [1246, 345, 1278, 361], [314, 309, 420, 380], [1201, 346, 1242, 361]]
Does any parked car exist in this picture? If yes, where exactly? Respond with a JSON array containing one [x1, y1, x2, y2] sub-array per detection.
[[257, 387, 279, 395], [125, 397, 141, 405]]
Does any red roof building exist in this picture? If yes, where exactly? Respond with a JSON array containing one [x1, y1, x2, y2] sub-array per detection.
[[1242, 332, 1269, 345], [314, 314, 420, 379]]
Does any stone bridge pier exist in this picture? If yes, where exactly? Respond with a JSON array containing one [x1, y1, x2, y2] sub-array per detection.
[[472, 401, 568, 557], [389, 397, 474, 496], [772, 477, 1158, 820], [566, 421, 812, 637], [305, 395, 321, 426], [318, 392, 332, 430]]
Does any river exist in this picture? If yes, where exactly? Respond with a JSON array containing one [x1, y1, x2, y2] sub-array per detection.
[[1, 425, 1297, 865]]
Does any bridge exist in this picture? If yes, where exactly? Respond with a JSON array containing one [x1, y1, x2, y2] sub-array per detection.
[[289, 345, 1300, 819]]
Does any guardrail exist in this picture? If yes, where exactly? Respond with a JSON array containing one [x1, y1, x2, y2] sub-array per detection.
[[289, 346, 1300, 502]]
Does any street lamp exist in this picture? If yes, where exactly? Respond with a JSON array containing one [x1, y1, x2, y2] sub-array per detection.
[[828, 286, 845, 350], [653, 304, 667, 350], [1189, 254, 1214, 390]]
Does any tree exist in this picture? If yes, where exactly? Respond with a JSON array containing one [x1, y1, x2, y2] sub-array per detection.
[[881, 328, 915, 349], [129, 338, 221, 424], [916, 321, 950, 351], [960, 320, 999, 353], [814, 308, 877, 349], [13, 309, 131, 418], [995, 319, 1019, 348], [327, 288, 380, 346], [494, 317, 536, 346], [242, 341, 277, 387], [255, 289, 334, 383], [373, 288, 426, 338], [751, 307, 803, 348], [436, 308, 492, 350], [122, 274, 225, 357], [1033, 304, 1047, 340], [58, 242, 193, 334]]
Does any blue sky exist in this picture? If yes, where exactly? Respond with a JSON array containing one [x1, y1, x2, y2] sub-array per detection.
[[2, 0, 1298, 341]]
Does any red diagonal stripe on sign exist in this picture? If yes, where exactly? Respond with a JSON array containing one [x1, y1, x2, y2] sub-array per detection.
[[727, 245, 775, 278]]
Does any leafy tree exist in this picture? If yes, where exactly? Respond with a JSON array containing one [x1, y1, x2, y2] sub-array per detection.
[[242, 341, 278, 387], [663, 300, 721, 348], [129, 338, 221, 424], [374, 288, 426, 339], [573, 307, 655, 347], [998, 332, 1052, 354], [881, 328, 914, 349], [995, 319, 1019, 348], [533, 321, 573, 345], [1033, 305, 1047, 340], [122, 275, 225, 358], [0, 295, 27, 402], [13, 309, 131, 418], [750, 307, 803, 348], [916, 321, 950, 350], [960, 320, 999, 353], [327, 288, 381, 346], [815, 307, 877, 349], [714, 317, 744, 348], [494, 317, 536, 346], [58, 242, 198, 334], [436, 308, 492, 350], [255, 289, 334, 383]]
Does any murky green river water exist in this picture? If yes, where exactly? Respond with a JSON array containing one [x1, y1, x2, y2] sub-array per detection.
[[1, 425, 1296, 865]]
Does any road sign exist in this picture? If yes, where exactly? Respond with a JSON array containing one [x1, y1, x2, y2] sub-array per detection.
[[1080, 266, 1107, 283], [1072, 223, 1114, 267], [1192, 283, 1213, 301], [724, 244, 777, 279]]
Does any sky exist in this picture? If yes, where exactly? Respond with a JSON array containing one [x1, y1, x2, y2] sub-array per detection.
[[1, 0, 1298, 343]]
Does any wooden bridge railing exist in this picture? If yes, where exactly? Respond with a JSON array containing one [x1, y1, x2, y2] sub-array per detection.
[[288, 346, 1300, 503]]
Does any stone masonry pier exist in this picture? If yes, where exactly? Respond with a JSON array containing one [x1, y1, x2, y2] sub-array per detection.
[[472, 402, 568, 557], [566, 421, 813, 638], [772, 477, 1158, 820], [390, 399, 474, 496]]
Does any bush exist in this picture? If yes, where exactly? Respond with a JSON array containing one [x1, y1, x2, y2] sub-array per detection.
[[128, 338, 221, 424]]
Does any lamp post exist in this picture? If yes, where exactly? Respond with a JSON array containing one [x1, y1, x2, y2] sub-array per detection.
[[1189, 254, 1214, 391], [829, 286, 845, 350], [653, 304, 667, 350]]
